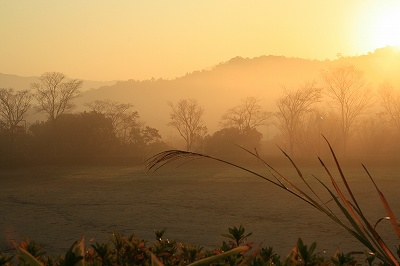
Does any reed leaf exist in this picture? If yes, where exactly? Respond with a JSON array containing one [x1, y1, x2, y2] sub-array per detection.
[[278, 146, 327, 208], [363, 164, 400, 240], [187, 245, 249, 266], [146, 137, 400, 265], [375, 217, 400, 230], [314, 178, 372, 248], [318, 149, 398, 265], [15, 246, 44, 266], [322, 136, 363, 212], [151, 253, 164, 266], [318, 157, 371, 243]]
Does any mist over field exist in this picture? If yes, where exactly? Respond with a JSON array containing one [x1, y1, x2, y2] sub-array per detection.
[[1, 47, 400, 164], [1, 48, 400, 263], [1, 163, 399, 258]]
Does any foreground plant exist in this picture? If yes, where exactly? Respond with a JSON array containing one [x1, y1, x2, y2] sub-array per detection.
[[3, 226, 393, 265], [0, 253, 13, 266], [146, 137, 400, 265]]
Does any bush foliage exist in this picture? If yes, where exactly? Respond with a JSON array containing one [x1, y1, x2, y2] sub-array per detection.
[[1, 225, 394, 266]]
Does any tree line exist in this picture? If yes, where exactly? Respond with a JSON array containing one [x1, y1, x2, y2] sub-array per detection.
[[1, 65, 400, 166], [168, 63, 400, 160], [0, 72, 168, 166]]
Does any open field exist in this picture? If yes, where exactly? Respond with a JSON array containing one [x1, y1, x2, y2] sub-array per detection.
[[0, 160, 399, 257]]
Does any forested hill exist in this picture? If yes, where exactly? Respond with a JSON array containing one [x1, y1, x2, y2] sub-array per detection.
[[75, 55, 323, 136], [1, 46, 400, 137], [75, 47, 400, 135]]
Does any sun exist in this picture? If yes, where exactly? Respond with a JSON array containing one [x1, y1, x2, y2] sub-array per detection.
[[370, 6, 400, 47], [353, 2, 400, 53]]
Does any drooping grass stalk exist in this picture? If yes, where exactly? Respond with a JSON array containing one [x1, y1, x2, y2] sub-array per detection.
[[320, 137, 399, 264], [363, 164, 400, 240], [188, 246, 249, 266], [145, 137, 400, 265]]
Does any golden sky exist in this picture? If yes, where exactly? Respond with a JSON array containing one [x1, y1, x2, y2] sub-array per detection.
[[1, 1, 399, 81]]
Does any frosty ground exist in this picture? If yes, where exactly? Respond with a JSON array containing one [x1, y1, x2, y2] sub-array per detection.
[[1, 162, 399, 257]]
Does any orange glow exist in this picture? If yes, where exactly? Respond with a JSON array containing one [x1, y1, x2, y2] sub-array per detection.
[[0, 1, 399, 81]]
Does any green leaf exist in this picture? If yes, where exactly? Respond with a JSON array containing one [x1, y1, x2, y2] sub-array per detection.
[[16, 246, 44, 266]]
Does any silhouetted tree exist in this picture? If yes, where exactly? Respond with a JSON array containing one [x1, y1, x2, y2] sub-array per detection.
[[29, 111, 117, 162], [31, 72, 82, 120], [128, 126, 168, 159], [378, 81, 400, 139], [321, 65, 372, 154], [0, 88, 32, 160], [275, 81, 321, 156], [204, 127, 262, 158], [220, 96, 271, 134], [86, 100, 140, 142], [141, 126, 162, 145], [356, 114, 388, 155], [168, 98, 207, 151], [0, 88, 32, 134], [295, 110, 324, 157]]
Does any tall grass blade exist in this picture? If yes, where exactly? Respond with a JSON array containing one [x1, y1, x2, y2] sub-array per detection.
[[322, 136, 362, 212], [320, 139, 399, 265], [362, 164, 400, 240], [318, 157, 369, 237], [147, 150, 282, 189], [318, 157, 397, 264], [278, 146, 333, 211], [146, 139, 400, 265], [236, 145, 321, 209], [314, 177, 374, 249]]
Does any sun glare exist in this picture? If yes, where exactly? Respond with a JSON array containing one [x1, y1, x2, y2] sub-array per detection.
[[355, 3, 400, 53], [365, 3, 400, 49]]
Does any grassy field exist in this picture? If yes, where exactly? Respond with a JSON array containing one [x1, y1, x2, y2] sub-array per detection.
[[0, 160, 399, 257]]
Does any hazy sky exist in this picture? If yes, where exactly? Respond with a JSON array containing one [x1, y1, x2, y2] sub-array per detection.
[[1, 1, 400, 81]]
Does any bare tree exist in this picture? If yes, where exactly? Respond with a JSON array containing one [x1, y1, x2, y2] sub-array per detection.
[[85, 100, 140, 142], [378, 81, 400, 138], [357, 114, 388, 155], [321, 65, 372, 154], [220, 96, 271, 133], [31, 72, 82, 120], [275, 81, 322, 156], [168, 98, 207, 151], [295, 109, 324, 157], [0, 88, 32, 133]]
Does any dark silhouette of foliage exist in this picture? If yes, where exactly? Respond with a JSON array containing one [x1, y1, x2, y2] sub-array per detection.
[[28, 111, 118, 163], [204, 127, 262, 158]]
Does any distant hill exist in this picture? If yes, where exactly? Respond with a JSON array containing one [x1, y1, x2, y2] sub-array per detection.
[[0, 72, 117, 91], [75, 56, 326, 137], [1, 46, 400, 147], [0, 73, 39, 90], [75, 47, 400, 141]]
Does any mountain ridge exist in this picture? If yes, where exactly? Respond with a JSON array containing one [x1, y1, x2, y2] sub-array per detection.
[[1, 47, 400, 147], [0, 72, 118, 92]]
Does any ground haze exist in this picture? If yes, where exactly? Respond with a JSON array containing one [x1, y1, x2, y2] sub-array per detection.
[[1, 162, 399, 257]]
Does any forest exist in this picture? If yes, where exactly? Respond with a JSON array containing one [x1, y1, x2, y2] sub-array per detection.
[[1, 50, 400, 167]]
